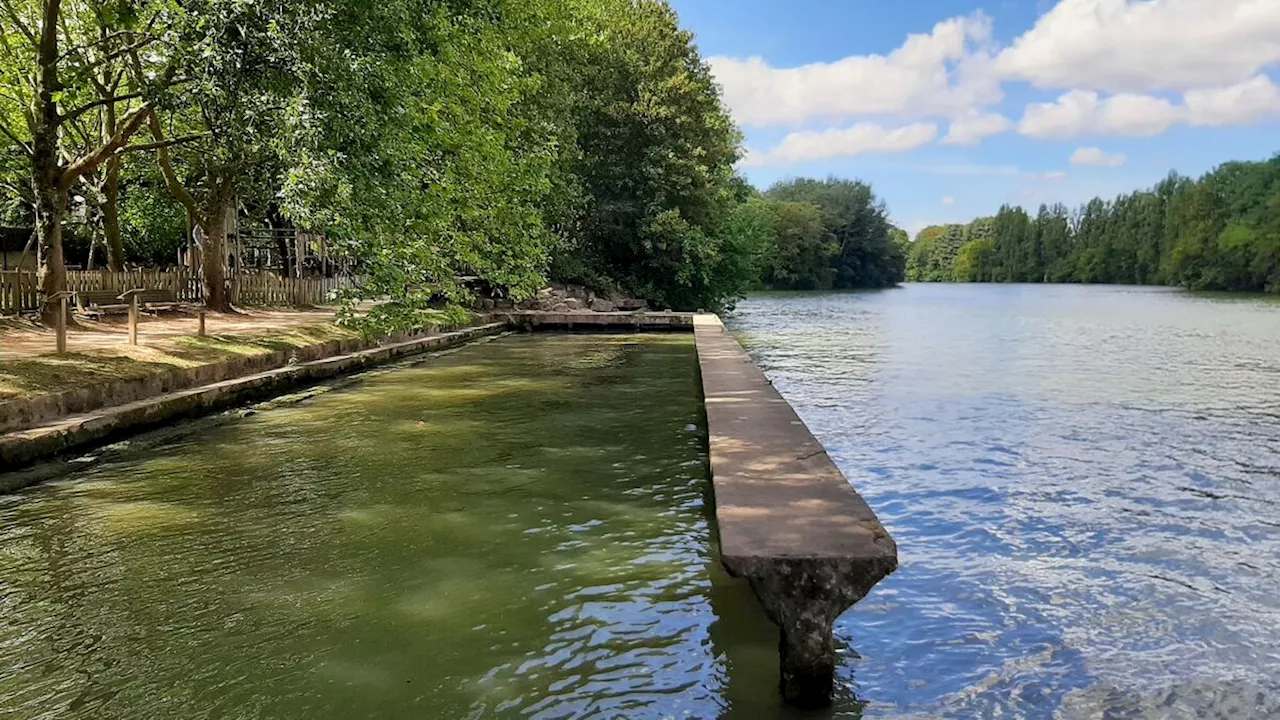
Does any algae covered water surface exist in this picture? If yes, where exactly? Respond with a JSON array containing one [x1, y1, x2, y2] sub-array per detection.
[[0, 333, 792, 719]]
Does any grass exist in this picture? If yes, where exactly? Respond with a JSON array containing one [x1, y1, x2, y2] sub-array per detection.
[[0, 323, 360, 401]]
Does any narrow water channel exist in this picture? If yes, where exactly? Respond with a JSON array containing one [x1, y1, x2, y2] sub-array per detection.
[[0, 333, 792, 719]]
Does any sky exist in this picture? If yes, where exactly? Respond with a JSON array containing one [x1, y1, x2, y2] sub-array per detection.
[[666, 0, 1280, 236]]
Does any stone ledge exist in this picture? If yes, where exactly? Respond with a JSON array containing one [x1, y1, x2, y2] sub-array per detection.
[[692, 313, 897, 708], [487, 310, 694, 330], [0, 324, 504, 479], [0, 330, 427, 435]]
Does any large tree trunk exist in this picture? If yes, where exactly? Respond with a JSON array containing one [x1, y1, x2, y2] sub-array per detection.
[[35, 0, 69, 326], [101, 100, 126, 272], [103, 157, 125, 271], [35, 184, 69, 326], [202, 199, 232, 312]]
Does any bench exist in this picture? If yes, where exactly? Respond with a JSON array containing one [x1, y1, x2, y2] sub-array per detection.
[[75, 288, 186, 317], [75, 290, 131, 316], [133, 288, 182, 311]]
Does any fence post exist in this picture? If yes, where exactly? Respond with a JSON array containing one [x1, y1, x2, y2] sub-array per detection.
[[48, 291, 74, 354], [129, 294, 138, 345], [198, 309, 206, 337], [119, 288, 143, 345]]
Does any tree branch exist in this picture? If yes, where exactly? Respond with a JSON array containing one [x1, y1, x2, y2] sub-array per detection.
[[0, 118, 31, 156], [65, 35, 161, 78], [116, 131, 207, 155], [146, 111, 200, 223], [0, 0, 36, 45], [55, 30, 137, 64], [58, 91, 144, 125], [60, 102, 152, 189]]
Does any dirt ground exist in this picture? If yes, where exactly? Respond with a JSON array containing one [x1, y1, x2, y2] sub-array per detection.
[[0, 307, 347, 360], [0, 307, 364, 401]]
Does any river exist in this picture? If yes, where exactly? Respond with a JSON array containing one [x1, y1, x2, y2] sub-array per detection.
[[2, 285, 1278, 719], [726, 283, 1280, 718], [0, 333, 783, 719]]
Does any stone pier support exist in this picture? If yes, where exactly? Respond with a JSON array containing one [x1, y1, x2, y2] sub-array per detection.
[[728, 556, 897, 707], [693, 314, 898, 709]]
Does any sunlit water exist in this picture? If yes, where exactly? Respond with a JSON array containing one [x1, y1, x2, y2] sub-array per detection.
[[727, 284, 1280, 719], [5, 286, 1280, 719], [0, 334, 788, 719]]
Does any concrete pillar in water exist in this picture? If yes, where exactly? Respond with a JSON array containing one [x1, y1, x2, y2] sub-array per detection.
[[693, 314, 898, 708], [726, 556, 896, 707]]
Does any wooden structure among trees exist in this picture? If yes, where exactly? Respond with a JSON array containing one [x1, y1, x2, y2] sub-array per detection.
[[0, 269, 352, 315]]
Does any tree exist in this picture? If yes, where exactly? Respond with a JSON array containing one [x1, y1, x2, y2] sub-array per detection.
[[551, 0, 743, 310], [907, 153, 1280, 295], [953, 238, 995, 282], [0, 0, 175, 322], [762, 200, 834, 290], [766, 177, 904, 288], [279, 0, 568, 330]]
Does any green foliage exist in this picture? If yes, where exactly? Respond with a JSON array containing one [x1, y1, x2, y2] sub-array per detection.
[[760, 199, 835, 290], [117, 159, 186, 265], [279, 0, 563, 326], [2, 0, 909, 325], [953, 239, 996, 282], [549, 0, 744, 311], [906, 155, 1280, 294], [763, 178, 905, 289]]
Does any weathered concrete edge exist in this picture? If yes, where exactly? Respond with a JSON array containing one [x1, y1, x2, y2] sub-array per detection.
[[0, 328, 449, 435], [487, 310, 694, 330], [0, 324, 505, 480], [691, 313, 898, 708]]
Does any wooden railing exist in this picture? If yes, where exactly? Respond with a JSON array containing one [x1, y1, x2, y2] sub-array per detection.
[[67, 269, 204, 303], [0, 270, 40, 315], [0, 270, 355, 315], [232, 274, 353, 307]]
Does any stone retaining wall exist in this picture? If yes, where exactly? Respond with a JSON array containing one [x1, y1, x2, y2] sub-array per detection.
[[0, 324, 504, 475]]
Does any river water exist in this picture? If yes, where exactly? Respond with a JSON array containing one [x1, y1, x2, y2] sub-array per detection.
[[726, 284, 1280, 718], [2, 285, 1278, 719], [0, 334, 783, 719]]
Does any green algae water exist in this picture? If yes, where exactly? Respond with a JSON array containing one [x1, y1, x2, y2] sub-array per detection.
[[0, 333, 785, 719]]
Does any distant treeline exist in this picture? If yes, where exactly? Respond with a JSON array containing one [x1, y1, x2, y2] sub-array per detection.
[[907, 155, 1280, 293], [734, 178, 908, 294]]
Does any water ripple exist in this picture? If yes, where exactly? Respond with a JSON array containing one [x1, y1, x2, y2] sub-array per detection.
[[728, 285, 1280, 719]]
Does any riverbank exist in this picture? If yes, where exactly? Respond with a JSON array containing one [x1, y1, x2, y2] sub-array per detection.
[[0, 309, 362, 417], [0, 309, 896, 710], [0, 312, 696, 472]]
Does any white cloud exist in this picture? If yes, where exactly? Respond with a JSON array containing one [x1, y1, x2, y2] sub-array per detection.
[[741, 123, 939, 167], [1185, 74, 1280, 126], [708, 14, 1001, 128], [1018, 75, 1280, 138], [1069, 147, 1127, 167], [941, 110, 1014, 145], [996, 0, 1280, 93], [710, 0, 1280, 163], [942, 196, 956, 206], [1018, 90, 1180, 138], [892, 162, 1068, 180]]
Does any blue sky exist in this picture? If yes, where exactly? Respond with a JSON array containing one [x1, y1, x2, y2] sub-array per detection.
[[667, 0, 1280, 236]]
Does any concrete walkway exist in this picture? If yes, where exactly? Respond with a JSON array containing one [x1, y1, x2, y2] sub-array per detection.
[[693, 314, 897, 708]]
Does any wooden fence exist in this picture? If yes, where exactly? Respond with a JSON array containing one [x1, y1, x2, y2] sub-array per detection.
[[0, 270, 40, 315], [67, 269, 205, 303], [232, 274, 353, 307], [0, 270, 355, 315]]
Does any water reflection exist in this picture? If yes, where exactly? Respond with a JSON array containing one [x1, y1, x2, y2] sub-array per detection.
[[728, 284, 1280, 718], [0, 334, 782, 719]]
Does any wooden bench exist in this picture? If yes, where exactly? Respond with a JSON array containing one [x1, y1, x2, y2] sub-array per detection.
[[75, 290, 131, 316], [133, 288, 182, 311], [75, 288, 186, 317]]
